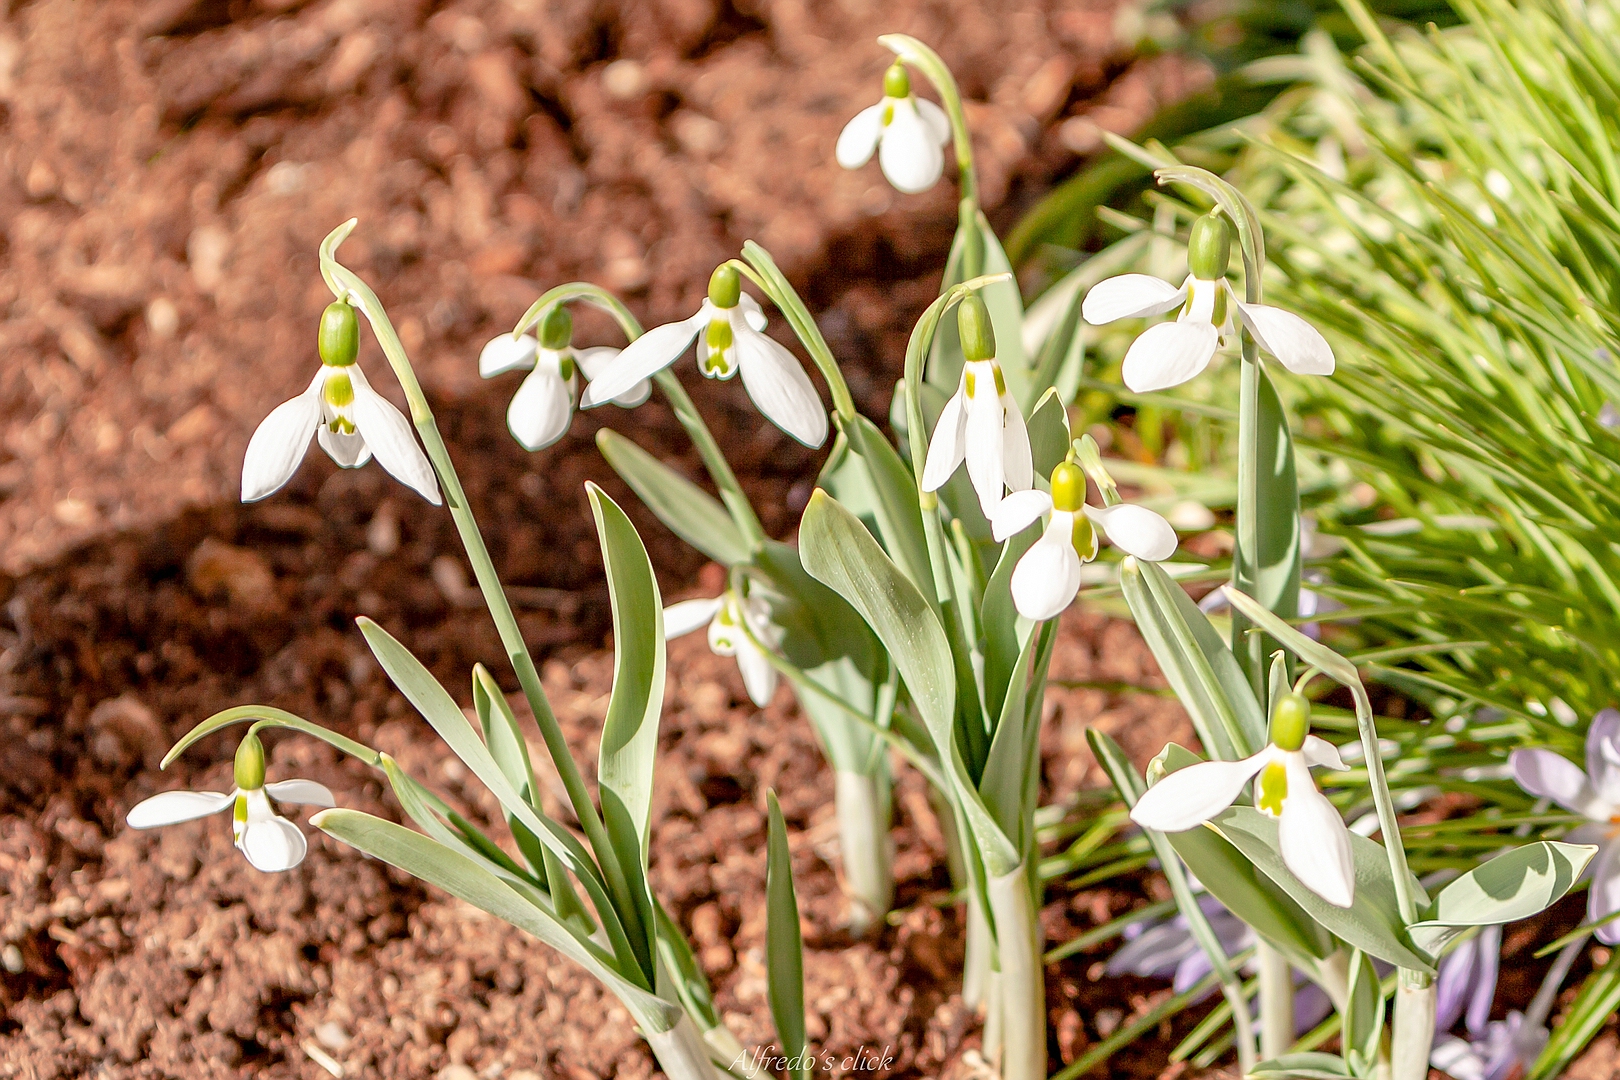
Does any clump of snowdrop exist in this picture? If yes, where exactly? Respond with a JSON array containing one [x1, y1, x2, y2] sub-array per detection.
[[922, 293, 1033, 515], [1081, 212, 1336, 393], [580, 265, 828, 448], [1132, 693, 1356, 907], [836, 62, 952, 195], [242, 299, 441, 503], [665, 589, 783, 708], [989, 452, 1177, 621], [479, 304, 649, 452], [1511, 709, 1620, 943], [126, 733, 334, 873]]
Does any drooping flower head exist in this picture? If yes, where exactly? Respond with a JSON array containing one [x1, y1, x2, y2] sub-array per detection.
[[665, 589, 784, 708], [579, 265, 828, 448], [1132, 692, 1356, 907], [242, 299, 441, 504], [1510, 709, 1620, 944], [922, 292, 1033, 515], [989, 458, 1177, 621], [478, 304, 650, 452], [1082, 212, 1336, 393], [836, 62, 952, 195], [126, 733, 335, 873]]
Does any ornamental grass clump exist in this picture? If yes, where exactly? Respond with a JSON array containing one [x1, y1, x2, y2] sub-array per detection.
[[116, 16, 1615, 1080]]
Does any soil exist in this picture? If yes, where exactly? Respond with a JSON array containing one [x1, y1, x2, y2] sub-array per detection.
[[0, 1, 1604, 1079]]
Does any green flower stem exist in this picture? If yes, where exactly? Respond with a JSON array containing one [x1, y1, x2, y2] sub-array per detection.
[[878, 34, 979, 213], [732, 245, 858, 424], [1350, 685, 1419, 925], [318, 224, 646, 951], [514, 281, 767, 551], [1257, 941, 1294, 1060], [1390, 971, 1435, 1080], [988, 862, 1046, 1080]]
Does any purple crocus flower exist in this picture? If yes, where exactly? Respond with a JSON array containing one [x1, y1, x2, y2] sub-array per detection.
[[1510, 709, 1620, 944], [1434, 924, 1501, 1039]]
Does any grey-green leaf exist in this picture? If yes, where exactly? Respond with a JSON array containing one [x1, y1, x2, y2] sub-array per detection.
[[1409, 841, 1597, 957], [765, 791, 809, 1080], [596, 429, 750, 566]]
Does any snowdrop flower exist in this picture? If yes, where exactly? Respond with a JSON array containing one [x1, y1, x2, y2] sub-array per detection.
[[242, 300, 441, 504], [479, 305, 650, 452], [1132, 693, 1356, 907], [126, 734, 334, 873], [836, 62, 952, 195], [1510, 709, 1620, 944], [1082, 213, 1336, 393], [989, 460, 1177, 621], [579, 265, 828, 448], [665, 590, 783, 708], [922, 293, 1033, 515]]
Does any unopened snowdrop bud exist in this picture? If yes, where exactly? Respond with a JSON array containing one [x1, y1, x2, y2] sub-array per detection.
[[241, 298, 440, 504], [1270, 692, 1310, 753], [836, 61, 951, 194], [318, 300, 360, 367], [1186, 214, 1232, 281]]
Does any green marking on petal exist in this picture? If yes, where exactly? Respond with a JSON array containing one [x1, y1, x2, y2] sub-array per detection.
[[323, 370, 355, 410], [556, 352, 576, 382], [1070, 511, 1098, 562], [1257, 760, 1288, 817]]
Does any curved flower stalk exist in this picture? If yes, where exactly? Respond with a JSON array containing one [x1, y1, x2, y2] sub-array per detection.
[[989, 457, 1177, 620], [1081, 213, 1335, 393], [921, 293, 1033, 514], [836, 61, 951, 194], [242, 299, 441, 504], [479, 304, 649, 452], [579, 265, 828, 448], [126, 733, 334, 872], [1510, 709, 1620, 944], [1132, 693, 1356, 907], [665, 590, 783, 708]]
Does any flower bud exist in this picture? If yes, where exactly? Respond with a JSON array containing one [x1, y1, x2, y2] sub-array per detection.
[[234, 733, 267, 791], [318, 301, 360, 367], [1270, 691, 1310, 752], [1050, 461, 1085, 512], [883, 62, 910, 100], [539, 305, 573, 351], [708, 264, 741, 309], [1187, 213, 1232, 281], [958, 293, 996, 363]]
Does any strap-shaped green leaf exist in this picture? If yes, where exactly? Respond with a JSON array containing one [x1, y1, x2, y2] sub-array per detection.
[[1341, 949, 1385, 1077], [472, 664, 551, 878], [596, 429, 750, 567], [843, 413, 933, 593], [1408, 841, 1596, 957], [979, 524, 1037, 743], [653, 899, 721, 1032], [799, 490, 1019, 875], [765, 792, 809, 1080], [1209, 807, 1434, 974], [1230, 363, 1302, 685], [312, 808, 682, 1034], [1248, 1051, 1353, 1080]]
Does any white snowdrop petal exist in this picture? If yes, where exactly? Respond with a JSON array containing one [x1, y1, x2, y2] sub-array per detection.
[[736, 645, 779, 708], [240, 816, 309, 872], [664, 597, 723, 639], [1510, 748, 1603, 818], [580, 312, 703, 408], [575, 347, 649, 407], [734, 324, 829, 448], [506, 368, 576, 452], [1236, 302, 1336, 376], [878, 100, 945, 194], [126, 789, 234, 828], [1082, 275, 1188, 325], [264, 779, 337, 808], [1588, 842, 1620, 946], [1000, 394, 1033, 493], [1278, 755, 1355, 907], [989, 490, 1052, 542], [1121, 320, 1221, 393], [963, 377, 1008, 516], [835, 103, 886, 169], [921, 391, 968, 493], [915, 97, 952, 144], [738, 295, 768, 333], [1130, 753, 1267, 833], [479, 333, 538, 378], [241, 371, 324, 502], [317, 424, 372, 468], [1010, 514, 1084, 621], [1087, 503, 1178, 562], [350, 368, 442, 505], [1302, 735, 1349, 771]]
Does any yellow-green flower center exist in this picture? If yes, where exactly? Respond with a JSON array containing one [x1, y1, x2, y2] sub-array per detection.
[[1257, 760, 1288, 816]]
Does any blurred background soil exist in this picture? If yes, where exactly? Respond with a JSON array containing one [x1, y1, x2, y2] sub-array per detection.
[[0, 0, 1222, 1077]]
